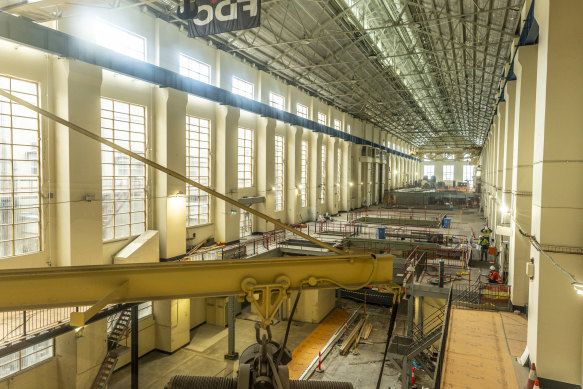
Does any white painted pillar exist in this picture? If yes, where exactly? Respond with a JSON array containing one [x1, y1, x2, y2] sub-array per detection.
[[327, 137, 337, 213], [214, 105, 240, 243], [310, 132, 323, 217], [495, 106, 506, 231], [154, 87, 187, 261], [286, 124, 302, 224], [509, 44, 537, 307], [352, 146, 362, 207], [340, 141, 350, 211], [53, 59, 103, 266], [528, 1, 583, 385], [256, 117, 275, 232]]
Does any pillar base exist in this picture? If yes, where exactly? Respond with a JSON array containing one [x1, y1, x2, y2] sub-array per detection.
[[224, 352, 239, 360]]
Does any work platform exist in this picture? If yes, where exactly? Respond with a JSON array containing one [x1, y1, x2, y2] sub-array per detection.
[[440, 308, 527, 388]]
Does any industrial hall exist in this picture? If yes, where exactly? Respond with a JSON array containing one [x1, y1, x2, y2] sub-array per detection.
[[0, 0, 579, 388]]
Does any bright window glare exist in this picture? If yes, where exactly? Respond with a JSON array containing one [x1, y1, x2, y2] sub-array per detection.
[[95, 20, 146, 61]]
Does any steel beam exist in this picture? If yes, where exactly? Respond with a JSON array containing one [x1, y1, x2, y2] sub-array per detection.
[[0, 254, 393, 311]]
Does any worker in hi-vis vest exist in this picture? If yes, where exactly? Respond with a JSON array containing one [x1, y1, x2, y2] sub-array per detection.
[[479, 236, 490, 261], [487, 266, 500, 283]]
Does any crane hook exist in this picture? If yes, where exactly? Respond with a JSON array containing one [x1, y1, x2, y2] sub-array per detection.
[[177, 0, 198, 20]]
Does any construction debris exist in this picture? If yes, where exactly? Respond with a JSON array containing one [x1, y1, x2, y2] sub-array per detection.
[[339, 315, 374, 355]]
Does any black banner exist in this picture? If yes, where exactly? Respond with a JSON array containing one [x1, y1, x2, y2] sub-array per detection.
[[188, 0, 261, 38]]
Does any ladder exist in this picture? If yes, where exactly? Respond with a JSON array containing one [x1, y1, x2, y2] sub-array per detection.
[[91, 309, 132, 389]]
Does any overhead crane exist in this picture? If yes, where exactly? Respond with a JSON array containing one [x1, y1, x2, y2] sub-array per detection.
[[0, 89, 400, 389]]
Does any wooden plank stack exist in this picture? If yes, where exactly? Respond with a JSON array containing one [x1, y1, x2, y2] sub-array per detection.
[[339, 315, 374, 355]]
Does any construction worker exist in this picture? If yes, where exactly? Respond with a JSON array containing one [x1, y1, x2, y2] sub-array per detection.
[[481, 226, 492, 238], [479, 235, 490, 261], [487, 265, 500, 283]]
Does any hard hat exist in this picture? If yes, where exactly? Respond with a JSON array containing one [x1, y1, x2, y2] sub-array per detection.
[[490, 266, 496, 271]]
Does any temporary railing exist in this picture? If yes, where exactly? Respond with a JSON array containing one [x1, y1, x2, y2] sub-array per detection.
[[185, 228, 289, 261], [347, 208, 445, 223], [0, 306, 91, 345], [318, 219, 469, 246], [401, 246, 473, 288], [452, 280, 512, 311], [433, 287, 454, 389]]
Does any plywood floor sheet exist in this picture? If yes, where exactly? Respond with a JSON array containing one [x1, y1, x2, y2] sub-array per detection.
[[440, 308, 527, 389], [287, 308, 351, 380]]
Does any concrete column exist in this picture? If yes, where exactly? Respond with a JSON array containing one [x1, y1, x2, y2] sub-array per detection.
[[390, 154, 396, 190], [256, 117, 275, 232], [398, 156, 403, 188], [286, 125, 302, 224], [327, 137, 338, 213], [352, 146, 362, 207], [502, 80, 516, 221], [340, 141, 350, 211], [154, 88, 187, 261], [509, 45, 537, 307], [528, 1, 583, 386], [310, 132, 323, 217], [488, 129, 496, 226], [154, 299, 190, 353], [214, 105, 240, 243], [364, 161, 371, 206], [495, 105, 506, 232], [54, 59, 103, 266]]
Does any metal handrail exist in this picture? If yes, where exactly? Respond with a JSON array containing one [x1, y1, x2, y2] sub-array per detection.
[[433, 286, 454, 389]]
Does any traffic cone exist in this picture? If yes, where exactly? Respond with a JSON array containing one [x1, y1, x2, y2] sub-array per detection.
[[526, 363, 537, 389], [411, 366, 416, 388], [533, 379, 540, 389]]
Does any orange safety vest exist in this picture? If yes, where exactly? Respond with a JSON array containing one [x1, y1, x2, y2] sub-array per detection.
[[488, 270, 500, 282]]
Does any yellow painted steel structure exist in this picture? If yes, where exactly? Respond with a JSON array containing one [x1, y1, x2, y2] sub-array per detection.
[[0, 254, 393, 326]]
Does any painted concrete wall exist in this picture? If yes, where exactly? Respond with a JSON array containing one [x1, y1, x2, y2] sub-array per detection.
[[480, 1, 583, 386]]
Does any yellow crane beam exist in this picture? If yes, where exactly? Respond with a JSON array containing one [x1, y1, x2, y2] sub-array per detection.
[[0, 254, 393, 319]]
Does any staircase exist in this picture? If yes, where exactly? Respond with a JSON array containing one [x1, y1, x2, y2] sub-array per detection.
[[388, 303, 446, 389], [90, 309, 132, 389]]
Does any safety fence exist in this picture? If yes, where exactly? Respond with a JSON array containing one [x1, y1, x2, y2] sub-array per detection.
[[317, 220, 460, 243], [346, 208, 445, 223], [185, 228, 289, 261], [0, 306, 91, 345], [402, 246, 472, 287], [452, 281, 512, 311]]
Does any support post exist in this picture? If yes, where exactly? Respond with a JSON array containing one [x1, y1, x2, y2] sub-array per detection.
[[131, 305, 138, 389], [224, 295, 238, 360], [406, 295, 414, 337]]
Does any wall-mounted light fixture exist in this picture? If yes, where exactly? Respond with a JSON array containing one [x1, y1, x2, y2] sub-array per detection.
[[573, 282, 583, 296], [75, 326, 85, 338]]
